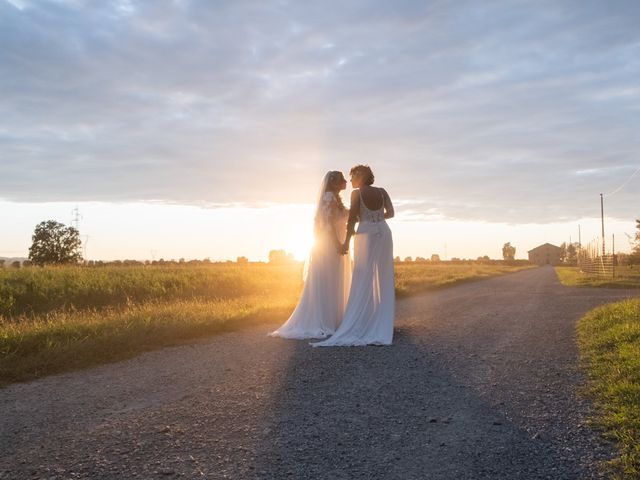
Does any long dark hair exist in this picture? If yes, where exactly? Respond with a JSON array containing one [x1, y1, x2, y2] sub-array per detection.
[[325, 171, 346, 211]]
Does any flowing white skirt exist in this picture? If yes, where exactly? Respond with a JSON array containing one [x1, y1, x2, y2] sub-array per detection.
[[312, 220, 395, 347], [269, 231, 352, 339]]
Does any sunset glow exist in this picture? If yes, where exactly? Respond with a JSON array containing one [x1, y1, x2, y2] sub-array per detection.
[[1, 200, 636, 262]]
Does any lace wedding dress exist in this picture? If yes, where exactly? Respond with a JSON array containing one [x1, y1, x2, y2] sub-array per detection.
[[269, 178, 352, 339], [312, 189, 395, 346]]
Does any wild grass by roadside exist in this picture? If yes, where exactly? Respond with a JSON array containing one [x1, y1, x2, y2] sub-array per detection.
[[556, 266, 640, 289], [1, 262, 533, 385], [0, 295, 298, 386], [395, 263, 534, 297], [0, 264, 300, 317], [577, 298, 640, 478]]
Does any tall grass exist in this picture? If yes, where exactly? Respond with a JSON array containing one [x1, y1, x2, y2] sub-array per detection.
[[395, 263, 533, 296], [0, 262, 532, 385], [555, 266, 640, 289], [0, 296, 298, 385], [577, 299, 640, 478], [0, 264, 302, 317]]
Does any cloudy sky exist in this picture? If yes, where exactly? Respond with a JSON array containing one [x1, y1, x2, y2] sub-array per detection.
[[1, 0, 639, 260]]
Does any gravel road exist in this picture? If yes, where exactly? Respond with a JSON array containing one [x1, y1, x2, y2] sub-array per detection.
[[1, 266, 637, 479]]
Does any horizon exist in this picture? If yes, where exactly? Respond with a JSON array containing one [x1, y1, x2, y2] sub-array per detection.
[[1, 199, 636, 263]]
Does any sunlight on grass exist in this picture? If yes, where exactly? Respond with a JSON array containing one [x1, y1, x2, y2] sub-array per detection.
[[395, 263, 533, 297], [1, 262, 533, 385], [0, 296, 298, 385], [578, 299, 640, 478]]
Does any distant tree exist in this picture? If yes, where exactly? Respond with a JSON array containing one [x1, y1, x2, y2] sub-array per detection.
[[404, 256, 413, 263], [22, 260, 32, 267], [237, 256, 249, 264], [0, 259, 4, 268], [28, 220, 82, 266], [394, 256, 401, 263], [617, 252, 630, 266], [559, 242, 567, 263], [269, 250, 294, 264], [11, 260, 21, 268], [415, 256, 427, 263], [566, 243, 578, 266], [431, 254, 441, 263], [502, 242, 516, 261]]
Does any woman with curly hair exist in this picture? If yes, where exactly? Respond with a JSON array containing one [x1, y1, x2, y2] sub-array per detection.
[[313, 164, 395, 346]]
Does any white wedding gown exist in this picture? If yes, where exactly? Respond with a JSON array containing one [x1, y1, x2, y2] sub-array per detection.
[[269, 192, 352, 339], [312, 191, 395, 346]]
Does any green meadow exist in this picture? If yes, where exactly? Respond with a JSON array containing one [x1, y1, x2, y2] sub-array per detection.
[[555, 266, 640, 289], [0, 262, 532, 385], [578, 299, 640, 478]]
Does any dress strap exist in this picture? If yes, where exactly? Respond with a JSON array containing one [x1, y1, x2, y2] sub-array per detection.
[[358, 189, 365, 209]]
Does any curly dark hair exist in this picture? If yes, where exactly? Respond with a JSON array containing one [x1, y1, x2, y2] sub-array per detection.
[[349, 164, 374, 185]]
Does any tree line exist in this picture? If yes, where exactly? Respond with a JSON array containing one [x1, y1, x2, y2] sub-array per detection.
[[8, 219, 640, 267]]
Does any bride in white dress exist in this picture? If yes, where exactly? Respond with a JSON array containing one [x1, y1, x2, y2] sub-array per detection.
[[312, 165, 395, 347], [269, 171, 352, 339]]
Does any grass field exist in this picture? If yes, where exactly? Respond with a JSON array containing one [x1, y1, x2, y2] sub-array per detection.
[[577, 299, 640, 478], [395, 263, 533, 297], [0, 262, 532, 385], [555, 266, 640, 289]]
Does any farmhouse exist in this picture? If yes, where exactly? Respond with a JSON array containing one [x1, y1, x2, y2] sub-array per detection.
[[528, 243, 562, 266]]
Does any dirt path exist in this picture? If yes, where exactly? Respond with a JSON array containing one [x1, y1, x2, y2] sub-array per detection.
[[1, 267, 637, 479]]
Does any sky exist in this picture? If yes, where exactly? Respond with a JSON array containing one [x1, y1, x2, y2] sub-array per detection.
[[1, 0, 639, 261]]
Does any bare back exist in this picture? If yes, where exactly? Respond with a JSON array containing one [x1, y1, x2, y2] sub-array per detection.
[[359, 185, 385, 211], [346, 186, 394, 237]]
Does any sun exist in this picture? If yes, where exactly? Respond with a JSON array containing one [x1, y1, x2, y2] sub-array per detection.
[[285, 229, 314, 261]]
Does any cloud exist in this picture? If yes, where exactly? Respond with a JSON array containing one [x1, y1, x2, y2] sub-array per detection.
[[0, 0, 639, 222]]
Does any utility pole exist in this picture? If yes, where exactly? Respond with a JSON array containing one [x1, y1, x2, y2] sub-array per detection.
[[71, 206, 82, 230], [71, 206, 83, 260], [578, 224, 581, 248], [83, 235, 90, 262], [600, 193, 605, 256]]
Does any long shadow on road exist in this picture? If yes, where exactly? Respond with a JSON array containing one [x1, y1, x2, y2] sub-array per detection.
[[247, 327, 584, 480]]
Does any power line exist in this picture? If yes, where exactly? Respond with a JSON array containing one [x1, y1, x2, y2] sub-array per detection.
[[603, 165, 640, 197]]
